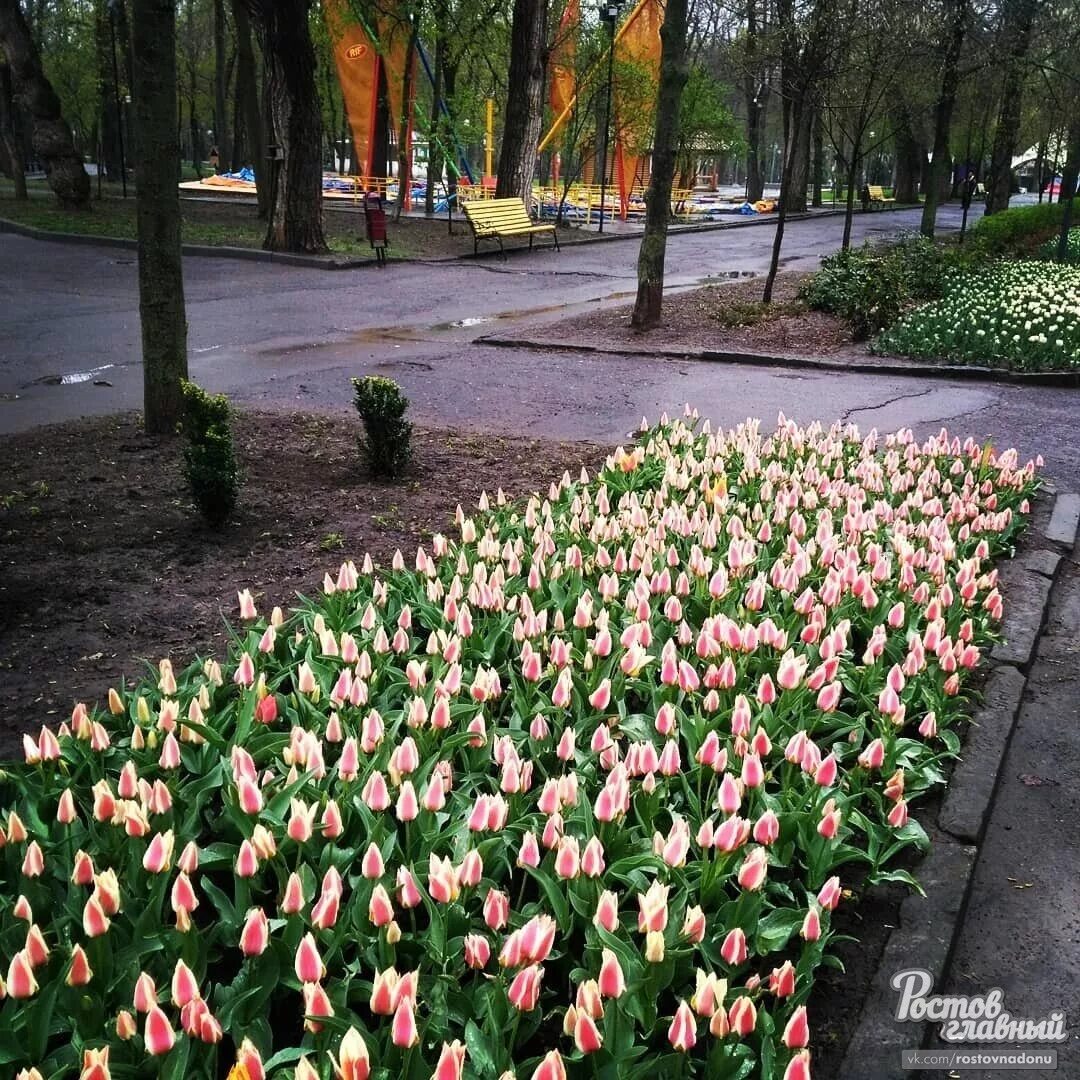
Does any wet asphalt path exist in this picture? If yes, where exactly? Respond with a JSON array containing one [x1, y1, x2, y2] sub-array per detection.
[[2, 202, 1076, 486]]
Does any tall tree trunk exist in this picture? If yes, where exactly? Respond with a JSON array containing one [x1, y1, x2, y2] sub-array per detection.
[[811, 109, 823, 207], [495, 0, 548, 198], [786, 109, 812, 212], [251, 0, 326, 252], [232, 0, 267, 213], [213, 0, 230, 168], [93, 0, 123, 181], [1055, 115, 1080, 263], [393, 17, 419, 223], [130, 0, 188, 434], [764, 0, 832, 302], [0, 60, 26, 197], [743, 0, 765, 201], [0, 0, 90, 207], [425, 26, 444, 216], [841, 137, 861, 250], [984, 0, 1036, 215], [920, 0, 969, 237], [891, 105, 922, 202], [630, 0, 688, 329], [444, 59, 458, 199]]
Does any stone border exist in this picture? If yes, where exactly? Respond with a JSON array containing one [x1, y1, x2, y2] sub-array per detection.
[[838, 491, 1078, 1080], [477, 334, 1080, 388], [0, 216, 376, 270]]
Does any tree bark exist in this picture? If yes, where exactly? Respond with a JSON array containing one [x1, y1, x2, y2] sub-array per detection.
[[393, 17, 419, 223], [425, 25, 445, 216], [811, 108, 823, 207], [984, 0, 1036, 215], [891, 105, 922, 203], [764, 0, 833, 302], [920, 0, 969, 237], [130, 0, 188, 434], [743, 0, 767, 202], [0, 60, 26, 197], [214, 0, 230, 168], [630, 0, 688, 330], [1055, 115, 1080, 263], [495, 0, 548, 198], [231, 0, 267, 214], [249, 0, 326, 252], [0, 0, 90, 207]]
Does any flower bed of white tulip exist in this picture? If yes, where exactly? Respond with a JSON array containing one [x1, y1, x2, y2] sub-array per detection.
[[875, 261, 1080, 371]]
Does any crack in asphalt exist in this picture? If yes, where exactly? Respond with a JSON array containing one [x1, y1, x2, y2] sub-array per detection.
[[840, 386, 938, 424]]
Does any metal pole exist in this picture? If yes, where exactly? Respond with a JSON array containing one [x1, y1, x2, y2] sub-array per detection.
[[485, 98, 494, 179], [108, 4, 127, 197], [598, 20, 615, 233]]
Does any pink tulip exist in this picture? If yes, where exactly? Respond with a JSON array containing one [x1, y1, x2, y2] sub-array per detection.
[[171, 959, 199, 1007], [369, 884, 394, 926], [783, 1049, 812, 1080], [483, 888, 509, 931], [770, 959, 797, 997], [594, 890, 619, 933], [82, 895, 111, 938], [737, 847, 769, 891], [530, 1051, 567, 1080], [21, 841, 44, 878], [144, 1005, 176, 1055], [817, 876, 842, 911], [236, 1038, 266, 1080], [783, 1004, 810, 1048], [888, 799, 909, 828], [66, 944, 93, 987], [508, 964, 544, 1011], [465, 933, 490, 968], [814, 753, 838, 787], [329, 1027, 371, 1080], [433, 1041, 467, 1080], [235, 839, 259, 878], [754, 809, 780, 845], [721, 927, 748, 965], [575, 1010, 604, 1053], [801, 906, 822, 941], [668, 999, 698, 1051], [598, 949, 625, 998], [6, 950, 37, 998], [303, 981, 334, 1033], [240, 908, 270, 956], [294, 933, 325, 983], [728, 995, 757, 1036]]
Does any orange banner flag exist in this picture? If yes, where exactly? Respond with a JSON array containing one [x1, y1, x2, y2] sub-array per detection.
[[549, 0, 580, 117], [613, 0, 662, 213]]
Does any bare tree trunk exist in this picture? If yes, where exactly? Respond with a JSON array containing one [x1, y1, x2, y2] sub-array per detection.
[[984, 0, 1036, 215], [630, 0, 688, 330], [251, 0, 326, 252], [1055, 115, 1080, 263], [891, 105, 922, 203], [0, 0, 90, 207], [786, 109, 812, 212], [743, 0, 765, 202], [130, 0, 188, 434], [232, 0, 267, 214], [495, 0, 548, 198], [214, 0, 230, 168], [811, 108, 823, 207], [841, 137, 861, 250], [393, 17, 419, 223], [0, 60, 27, 198], [920, 0, 969, 237], [425, 25, 444, 216]]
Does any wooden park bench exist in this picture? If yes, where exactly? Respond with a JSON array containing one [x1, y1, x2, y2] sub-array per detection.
[[462, 197, 560, 259], [867, 184, 896, 208]]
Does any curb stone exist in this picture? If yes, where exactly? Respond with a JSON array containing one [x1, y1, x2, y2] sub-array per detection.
[[476, 335, 1080, 389], [839, 839, 978, 1080], [838, 492, 1079, 1079], [0, 216, 377, 269], [937, 666, 1026, 844], [1046, 493, 1080, 549]]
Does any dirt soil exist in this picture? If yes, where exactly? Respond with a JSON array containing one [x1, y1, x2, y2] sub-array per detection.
[[0, 411, 607, 753], [516, 272, 871, 358]]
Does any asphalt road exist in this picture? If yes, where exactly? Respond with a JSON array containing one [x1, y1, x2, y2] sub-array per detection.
[[2, 202, 1076, 486]]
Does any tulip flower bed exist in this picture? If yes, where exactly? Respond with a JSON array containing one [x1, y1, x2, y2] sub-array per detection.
[[0, 413, 1039, 1080], [1036, 227, 1080, 264], [875, 261, 1080, 371]]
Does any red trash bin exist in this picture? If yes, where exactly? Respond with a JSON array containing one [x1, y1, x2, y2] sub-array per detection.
[[363, 191, 388, 266]]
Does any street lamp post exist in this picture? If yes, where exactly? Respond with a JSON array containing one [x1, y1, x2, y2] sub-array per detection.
[[597, 1, 620, 233]]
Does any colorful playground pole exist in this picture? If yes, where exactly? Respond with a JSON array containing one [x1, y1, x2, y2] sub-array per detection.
[[485, 98, 494, 182]]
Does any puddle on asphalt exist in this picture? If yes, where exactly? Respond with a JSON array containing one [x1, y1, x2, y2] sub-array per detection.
[[26, 364, 115, 387]]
